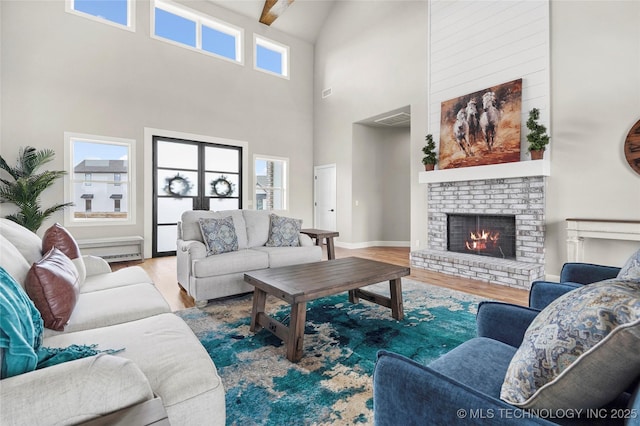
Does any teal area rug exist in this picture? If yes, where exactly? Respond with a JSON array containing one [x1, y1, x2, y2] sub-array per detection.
[[175, 279, 485, 425]]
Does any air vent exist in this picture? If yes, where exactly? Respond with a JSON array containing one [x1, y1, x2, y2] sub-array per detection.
[[374, 112, 411, 126], [322, 88, 332, 98]]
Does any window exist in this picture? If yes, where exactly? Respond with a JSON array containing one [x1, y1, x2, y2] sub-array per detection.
[[152, 0, 243, 64], [254, 35, 289, 78], [254, 156, 288, 211], [64, 132, 136, 225], [66, 0, 134, 31]]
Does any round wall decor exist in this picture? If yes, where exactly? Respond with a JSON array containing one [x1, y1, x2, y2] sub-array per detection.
[[625, 119, 640, 176]]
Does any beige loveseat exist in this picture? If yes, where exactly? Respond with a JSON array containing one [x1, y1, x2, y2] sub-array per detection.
[[177, 209, 322, 305], [0, 219, 225, 425]]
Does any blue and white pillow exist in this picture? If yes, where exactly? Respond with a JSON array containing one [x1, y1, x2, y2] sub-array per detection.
[[199, 216, 238, 256], [501, 279, 640, 410], [617, 248, 640, 282], [265, 214, 301, 247]]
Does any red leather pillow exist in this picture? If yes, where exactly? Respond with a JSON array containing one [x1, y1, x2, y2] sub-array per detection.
[[42, 223, 80, 260], [25, 247, 80, 331]]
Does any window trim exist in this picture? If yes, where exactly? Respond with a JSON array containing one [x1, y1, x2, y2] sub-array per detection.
[[65, 0, 135, 32], [64, 132, 137, 227], [151, 0, 244, 65], [254, 34, 289, 79], [253, 154, 289, 212]]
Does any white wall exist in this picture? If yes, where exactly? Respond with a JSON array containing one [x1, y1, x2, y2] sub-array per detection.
[[314, 1, 428, 246], [352, 124, 411, 246], [0, 0, 315, 240], [546, 0, 640, 272]]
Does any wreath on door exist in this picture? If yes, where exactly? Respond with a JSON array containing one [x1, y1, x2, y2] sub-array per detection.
[[164, 174, 192, 197], [211, 176, 235, 197]]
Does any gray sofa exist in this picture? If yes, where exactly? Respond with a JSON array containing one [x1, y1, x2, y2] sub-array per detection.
[[0, 219, 225, 425], [177, 209, 322, 304]]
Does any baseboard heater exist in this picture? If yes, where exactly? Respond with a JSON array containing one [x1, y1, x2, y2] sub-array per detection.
[[77, 236, 144, 263]]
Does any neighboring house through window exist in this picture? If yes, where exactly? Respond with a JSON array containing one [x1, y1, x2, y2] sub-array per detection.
[[65, 133, 136, 225], [254, 155, 288, 211]]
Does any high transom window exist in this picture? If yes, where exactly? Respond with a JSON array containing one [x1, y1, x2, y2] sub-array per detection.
[[254, 35, 289, 78], [66, 0, 134, 31], [152, 0, 243, 64]]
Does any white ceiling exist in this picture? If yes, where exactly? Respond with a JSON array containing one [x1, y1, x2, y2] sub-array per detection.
[[206, 0, 336, 44]]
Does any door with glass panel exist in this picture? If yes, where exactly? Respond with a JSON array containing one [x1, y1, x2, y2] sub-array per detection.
[[153, 136, 242, 257]]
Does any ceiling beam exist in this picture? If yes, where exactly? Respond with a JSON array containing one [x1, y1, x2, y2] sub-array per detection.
[[259, 0, 295, 26]]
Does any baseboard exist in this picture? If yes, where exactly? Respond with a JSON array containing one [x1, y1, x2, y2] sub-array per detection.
[[335, 240, 411, 249]]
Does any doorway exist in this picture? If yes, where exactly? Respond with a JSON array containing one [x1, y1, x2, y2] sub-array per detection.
[[152, 136, 242, 256], [314, 164, 337, 231]]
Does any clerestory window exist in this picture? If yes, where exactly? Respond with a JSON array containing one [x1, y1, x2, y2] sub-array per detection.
[[254, 35, 289, 79], [152, 0, 243, 64], [66, 0, 135, 31]]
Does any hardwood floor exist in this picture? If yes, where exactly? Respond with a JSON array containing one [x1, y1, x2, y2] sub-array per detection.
[[114, 245, 529, 311]]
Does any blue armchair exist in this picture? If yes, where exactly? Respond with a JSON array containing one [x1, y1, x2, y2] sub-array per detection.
[[529, 262, 621, 310], [373, 263, 639, 426]]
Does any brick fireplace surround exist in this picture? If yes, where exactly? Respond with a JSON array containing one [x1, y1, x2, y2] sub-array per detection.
[[411, 175, 546, 290]]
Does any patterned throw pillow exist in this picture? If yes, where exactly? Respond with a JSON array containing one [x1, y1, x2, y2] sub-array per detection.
[[500, 279, 640, 410], [617, 248, 640, 282], [265, 214, 301, 247], [198, 216, 238, 256]]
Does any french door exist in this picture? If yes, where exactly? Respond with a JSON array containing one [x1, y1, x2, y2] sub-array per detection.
[[152, 136, 242, 257]]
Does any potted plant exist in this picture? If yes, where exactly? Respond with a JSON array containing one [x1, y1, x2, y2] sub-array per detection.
[[0, 146, 73, 232], [422, 134, 438, 171], [526, 108, 550, 160]]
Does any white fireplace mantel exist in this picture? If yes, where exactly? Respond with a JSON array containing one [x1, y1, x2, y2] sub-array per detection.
[[418, 159, 551, 184]]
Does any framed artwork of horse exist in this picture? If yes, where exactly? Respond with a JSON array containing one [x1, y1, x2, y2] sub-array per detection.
[[438, 78, 522, 169]]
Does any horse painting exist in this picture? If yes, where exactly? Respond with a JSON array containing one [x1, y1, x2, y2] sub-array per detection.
[[438, 79, 522, 169]]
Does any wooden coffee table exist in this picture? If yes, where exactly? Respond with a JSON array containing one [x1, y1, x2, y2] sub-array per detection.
[[244, 257, 410, 362]]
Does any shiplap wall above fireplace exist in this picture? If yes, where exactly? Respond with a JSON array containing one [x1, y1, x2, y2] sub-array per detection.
[[414, 0, 552, 289], [428, 0, 550, 159]]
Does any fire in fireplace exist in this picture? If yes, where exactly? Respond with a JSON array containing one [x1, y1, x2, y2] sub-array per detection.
[[447, 214, 516, 259]]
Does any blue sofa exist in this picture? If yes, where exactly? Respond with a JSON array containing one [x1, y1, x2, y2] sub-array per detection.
[[373, 263, 640, 425]]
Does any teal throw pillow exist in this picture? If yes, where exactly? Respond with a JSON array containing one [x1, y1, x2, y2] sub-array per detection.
[[618, 248, 640, 282], [500, 279, 640, 410], [265, 214, 301, 247], [199, 216, 239, 255]]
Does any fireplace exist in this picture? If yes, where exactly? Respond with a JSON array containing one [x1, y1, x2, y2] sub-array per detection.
[[412, 176, 545, 290], [447, 214, 516, 260]]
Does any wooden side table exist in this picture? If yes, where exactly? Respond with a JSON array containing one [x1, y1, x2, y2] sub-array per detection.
[[300, 229, 339, 260]]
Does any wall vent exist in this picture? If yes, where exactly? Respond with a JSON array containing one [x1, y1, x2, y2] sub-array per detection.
[[322, 87, 332, 98], [374, 112, 411, 126]]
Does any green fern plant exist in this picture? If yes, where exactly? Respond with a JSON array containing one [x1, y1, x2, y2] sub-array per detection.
[[0, 146, 73, 232]]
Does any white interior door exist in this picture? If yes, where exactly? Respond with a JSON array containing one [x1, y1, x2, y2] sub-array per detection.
[[314, 164, 337, 231]]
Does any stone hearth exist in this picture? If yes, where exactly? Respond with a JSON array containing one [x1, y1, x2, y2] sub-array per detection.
[[411, 176, 546, 290]]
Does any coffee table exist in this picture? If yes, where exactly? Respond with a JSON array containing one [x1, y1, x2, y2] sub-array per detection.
[[244, 257, 410, 362]]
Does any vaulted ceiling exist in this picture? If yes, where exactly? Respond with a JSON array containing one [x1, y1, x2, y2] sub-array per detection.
[[206, 0, 336, 43]]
